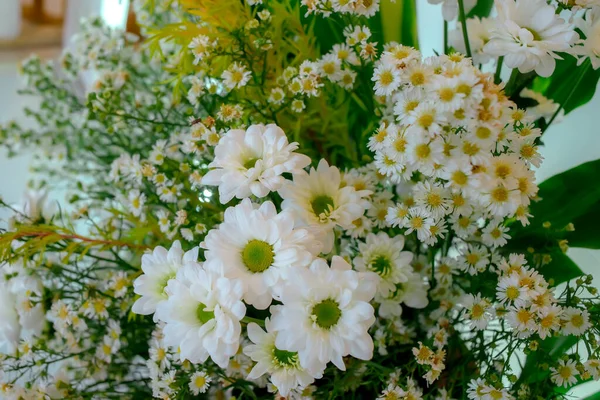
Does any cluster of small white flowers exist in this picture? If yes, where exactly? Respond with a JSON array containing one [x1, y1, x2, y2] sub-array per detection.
[[371, 49, 540, 247], [133, 123, 380, 397], [377, 375, 426, 400], [260, 26, 376, 114], [456, 254, 594, 343], [444, 0, 600, 77], [301, 0, 380, 17], [466, 378, 514, 400], [0, 268, 44, 356]]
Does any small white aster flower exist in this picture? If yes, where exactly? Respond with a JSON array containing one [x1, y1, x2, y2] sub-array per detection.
[[561, 306, 591, 336], [550, 359, 579, 388], [189, 371, 212, 395], [221, 62, 252, 90]]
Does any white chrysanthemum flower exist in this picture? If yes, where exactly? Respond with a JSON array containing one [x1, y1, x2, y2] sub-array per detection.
[[132, 241, 197, 320], [427, 0, 476, 21], [203, 124, 311, 204], [279, 159, 372, 253], [450, 17, 495, 65], [0, 277, 45, 355], [483, 0, 578, 77], [354, 232, 413, 297], [244, 319, 317, 396], [0, 282, 20, 355], [159, 263, 246, 368], [270, 256, 377, 373], [572, 7, 600, 70], [202, 199, 319, 309]]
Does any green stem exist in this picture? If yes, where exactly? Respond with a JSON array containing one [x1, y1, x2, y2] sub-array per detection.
[[444, 20, 449, 55], [494, 56, 504, 84], [504, 68, 520, 97], [457, 0, 472, 58], [545, 60, 591, 130]]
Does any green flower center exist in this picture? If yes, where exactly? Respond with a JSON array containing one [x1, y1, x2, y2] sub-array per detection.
[[272, 347, 299, 368], [525, 28, 542, 42], [196, 303, 215, 324], [241, 240, 274, 273], [157, 272, 176, 298], [244, 157, 259, 170], [370, 255, 392, 277], [311, 195, 334, 217], [312, 299, 342, 329]]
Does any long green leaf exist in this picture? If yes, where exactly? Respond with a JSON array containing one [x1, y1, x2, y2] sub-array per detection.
[[380, 0, 418, 48], [532, 159, 600, 228], [532, 57, 600, 115]]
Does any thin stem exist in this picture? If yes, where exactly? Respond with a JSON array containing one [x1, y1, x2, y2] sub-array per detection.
[[444, 20, 449, 55], [545, 60, 591, 130], [494, 56, 504, 84], [457, 0, 472, 58]]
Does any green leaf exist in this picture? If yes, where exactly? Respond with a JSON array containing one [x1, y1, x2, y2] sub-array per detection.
[[532, 159, 600, 228], [583, 391, 600, 400], [532, 57, 600, 115], [568, 207, 600, 249], [519, 336, 579, 384], [380, 0, 418, 48], [467, 0, 494, 18], [539, 252, 583, 285]]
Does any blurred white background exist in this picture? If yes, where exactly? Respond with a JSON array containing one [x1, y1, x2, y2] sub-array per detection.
[[0, 0, 599, 396]]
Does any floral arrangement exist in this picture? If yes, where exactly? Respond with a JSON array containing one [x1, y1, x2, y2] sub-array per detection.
[[1, 0, 600, 399]]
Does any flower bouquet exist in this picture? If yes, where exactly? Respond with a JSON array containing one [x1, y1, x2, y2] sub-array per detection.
[[1, 0, 600, 399]]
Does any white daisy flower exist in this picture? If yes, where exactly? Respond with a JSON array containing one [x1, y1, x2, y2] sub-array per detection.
[[132, 241, 197, 320], [279, 159, 371, 253], [561, 306, 591, 336], [203, 124, 311, 204], [159, 263, 246, 368], [496, 273, 528, 306], [221, 62, 252, 90], [189, 371, 212, 395], [244, 319, 317, 396], [550, 359, 579, 388], [202, 199, 320, 309], [270, 256, 377, 373], [354, 232, 413, 297], [372, 62, 401, 97], [461, 293, 494, 330]]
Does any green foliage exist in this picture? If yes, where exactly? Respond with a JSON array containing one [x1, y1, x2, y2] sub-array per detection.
[[467, 0, 494, 18], [380, 0, 418, 48], [532, 58, 600, 116]]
